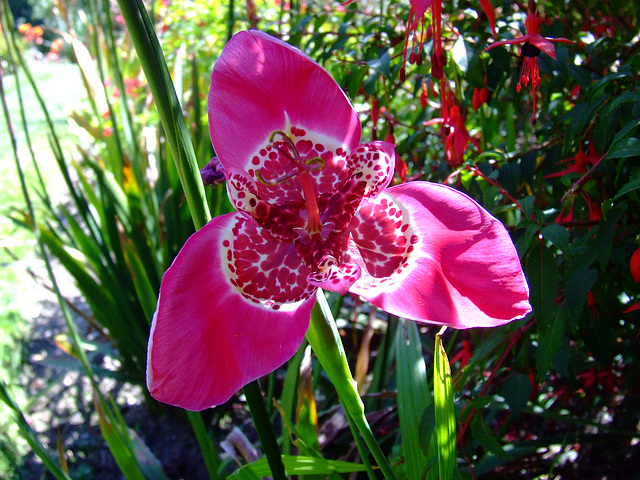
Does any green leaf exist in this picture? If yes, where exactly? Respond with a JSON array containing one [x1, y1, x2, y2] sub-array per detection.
[[228, 456, 368, 478], [470, 415, 512, 460], [606, 137, 640, 159], [541, 224, 570, 254], [501, 374, 532, 419], [565, 268, 598, 323], [595, 210, 622, 270], [452, 37, 468, 73], [395, 319, 430, 479], [434, 333, 456, 480], [523, 244, 559, 332], [536, 309, 566, 381], [367, 49, 391, 77], [610, 174, 640, 202]]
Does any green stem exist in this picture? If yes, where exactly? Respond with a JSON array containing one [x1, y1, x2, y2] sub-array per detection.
[[306, 291, 397, 480], [242, 382, 287, 480], [186, 411, 220, 480], [343, 403, 377, 480]]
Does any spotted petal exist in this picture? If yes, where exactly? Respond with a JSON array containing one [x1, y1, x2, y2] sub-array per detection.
[[348, 182, 531, 328], [209, 30, 361, 203], [147, 213, 315, 410]]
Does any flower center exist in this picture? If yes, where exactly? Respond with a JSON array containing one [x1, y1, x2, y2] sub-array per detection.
[[521, 40, 541, 58], [256, 131, 324, 234]]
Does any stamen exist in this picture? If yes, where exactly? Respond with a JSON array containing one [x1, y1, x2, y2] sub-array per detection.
[[256, 130, 324, 233]]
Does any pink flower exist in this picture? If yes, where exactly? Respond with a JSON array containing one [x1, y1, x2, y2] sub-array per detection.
[[485, 1, 572, 124], [147, 31, 531, 410]]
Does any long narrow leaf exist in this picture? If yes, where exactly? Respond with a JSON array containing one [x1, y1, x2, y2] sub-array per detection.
[[115, 0, 210, 230], [395, 319, 430, 479], [434, 331, 456, 480], [0, 380, 72, 480]]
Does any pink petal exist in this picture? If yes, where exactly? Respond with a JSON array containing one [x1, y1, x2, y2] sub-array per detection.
[[226, 168, 305, 241], [528, 33, 556, 59], [209, 30, 361, 196], [147, 213, 315, 410], [317, 141, 396, 234], [348, 141, 396, 198], [348, 183, 531, 328], [623, 302, 640, 313], [478, 0, 497, 38]]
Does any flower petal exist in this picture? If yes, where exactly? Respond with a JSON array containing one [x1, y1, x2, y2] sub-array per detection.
[[528, 33, 556, 59], [318, 140, 396, 234], [485, 35, 529, 51], [348, 141, 396, 198], [307, 255, 361, 295], [147, 213, 315, 410], [226, 168, 305, 240], [348, 182, 531, 328], [209, 30, 361, 201]]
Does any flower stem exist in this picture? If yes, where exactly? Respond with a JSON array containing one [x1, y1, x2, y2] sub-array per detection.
[[306, 291, 397, 480], [242, 382, 287, 480]]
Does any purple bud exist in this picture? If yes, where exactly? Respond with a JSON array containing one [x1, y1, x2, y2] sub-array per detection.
[[200, 157, 226, 186]]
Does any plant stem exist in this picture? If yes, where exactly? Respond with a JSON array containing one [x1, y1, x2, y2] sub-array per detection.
[[306, 291, 397, 480], [242, 382, 287, 480]]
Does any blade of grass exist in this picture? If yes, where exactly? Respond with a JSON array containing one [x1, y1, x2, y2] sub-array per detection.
[[186, 411, 221, 480], [1, 54, 150, 480], [242, 381, 287, 480], [280, 341, 307, 455]]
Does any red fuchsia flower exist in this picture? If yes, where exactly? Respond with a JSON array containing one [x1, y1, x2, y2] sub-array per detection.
[[545, 143, 600, 179], [147, 31, 531, 410], [424, 104, 480, 168], [401, 0, 496, 81], [485, 0, 573, 124], [401, 0, 433, 82]]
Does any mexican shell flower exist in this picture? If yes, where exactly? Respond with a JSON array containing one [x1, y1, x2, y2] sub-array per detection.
[[147, 30, 531, 410]]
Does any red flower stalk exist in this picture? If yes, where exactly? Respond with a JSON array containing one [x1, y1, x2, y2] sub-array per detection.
[[485, 1, 573, 124], [401, 0, 433, 82]]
